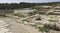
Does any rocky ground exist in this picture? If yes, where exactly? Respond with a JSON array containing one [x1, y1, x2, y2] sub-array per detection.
[[0, 17, 41, 33], [0, 14, 60, 33], [1, 3, 60, 33]]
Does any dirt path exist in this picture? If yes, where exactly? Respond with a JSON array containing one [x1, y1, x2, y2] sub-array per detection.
[[3, 18, 41, 33]]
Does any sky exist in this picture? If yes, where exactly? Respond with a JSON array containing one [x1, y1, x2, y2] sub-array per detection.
[[0, 0, 60, 3]]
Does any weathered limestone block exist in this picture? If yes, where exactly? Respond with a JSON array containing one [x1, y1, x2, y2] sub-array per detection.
[[44, 22, 60, 31]]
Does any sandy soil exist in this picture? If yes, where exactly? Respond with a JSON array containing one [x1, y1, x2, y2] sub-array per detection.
[[3, 18, 41, 33]]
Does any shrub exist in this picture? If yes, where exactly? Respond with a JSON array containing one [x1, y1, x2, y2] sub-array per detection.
[[48, 20, 58, 22], [38, 25, 50, 33], [14, 13, 26, 18]]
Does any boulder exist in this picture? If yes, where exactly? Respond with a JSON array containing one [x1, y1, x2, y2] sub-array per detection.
[[44, 22, 60, 31]]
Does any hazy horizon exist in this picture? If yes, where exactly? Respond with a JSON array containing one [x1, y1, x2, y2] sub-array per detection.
[[0, 0, 60, 3]]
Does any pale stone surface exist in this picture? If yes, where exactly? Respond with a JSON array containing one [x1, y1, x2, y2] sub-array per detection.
[[0, 20, 12, 33]]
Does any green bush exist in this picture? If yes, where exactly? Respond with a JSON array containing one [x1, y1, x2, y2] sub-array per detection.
[[38, 25, 50, 33], [14, 13, 26, 18], [48, 20, 58, 22]]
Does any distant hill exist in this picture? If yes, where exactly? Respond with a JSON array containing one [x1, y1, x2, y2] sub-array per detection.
[[0, 2, 60, 10]]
